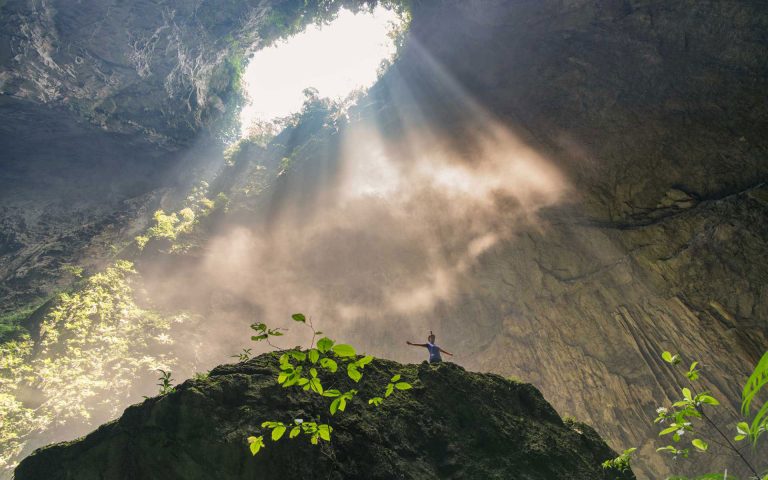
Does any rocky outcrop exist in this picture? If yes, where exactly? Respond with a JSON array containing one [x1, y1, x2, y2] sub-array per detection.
[[15, 355, 633, 480]]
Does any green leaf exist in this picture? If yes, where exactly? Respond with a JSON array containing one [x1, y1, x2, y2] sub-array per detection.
[[272, 425, 286, 441], [310, 367, 318, 378], [320, 357, 338, 373], [292, 313, 306, 323], [736, 422, 749, 435], [692, 438, 708, 451], [395, 382, 412, 390], [748, 400, 768, 446], [277, 372, 289, 384], [251, 334, 268, 342], [322, 389, 341, 397], [698, 394, 720, 406], [248, 436, 265, 455], [347, 364, 362, 382], [332, 344, 356, 357], [742, 351, 768, 416], [369, 397, 383, 406], [682, 388, 693, 401], [391, 374, 401, 382], [734, 434, 746, 442], [317, 337, 334, 353], [659, 426, 678, 436], [290, 350, 306, 362], [290, 426, 301, 439], [662, 351, 674, 363], [656, 445, 677, 454], [310, 377, 323, 394], [309, 349, 320, 364], [330, 397, 340, 415], [385, 383, 394, 398], [318, 424, 332, 441], [357, 355, 374, 368]]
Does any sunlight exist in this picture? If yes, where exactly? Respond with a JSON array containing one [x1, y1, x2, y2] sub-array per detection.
[[239, 7, 404, 133]]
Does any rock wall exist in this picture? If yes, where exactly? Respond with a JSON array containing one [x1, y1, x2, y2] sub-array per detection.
[[15, 355, 634, 480], [394, 1, 768, 477]]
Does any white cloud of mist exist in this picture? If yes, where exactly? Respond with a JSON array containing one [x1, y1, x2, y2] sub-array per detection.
[[142, 111, 569, 369]]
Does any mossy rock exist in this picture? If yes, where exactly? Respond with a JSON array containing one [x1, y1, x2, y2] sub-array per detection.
[[16, 354, 634, 480]]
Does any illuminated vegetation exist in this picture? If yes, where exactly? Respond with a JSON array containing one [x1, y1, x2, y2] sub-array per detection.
[[135, 181, 228, 252], [0, 261, 184, 475], [245, 313, 412, 456], [603, 351, 768, 479]]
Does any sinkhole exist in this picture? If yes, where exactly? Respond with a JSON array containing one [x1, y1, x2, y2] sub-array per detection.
[[238, 5, 409, 136]]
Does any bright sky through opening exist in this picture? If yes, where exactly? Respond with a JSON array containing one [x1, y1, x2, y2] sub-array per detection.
[[240, 7, 402, 132]]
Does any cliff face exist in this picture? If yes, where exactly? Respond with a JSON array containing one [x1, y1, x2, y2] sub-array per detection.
[[386, 2, 768, 476], [15, 355, 633, 480]]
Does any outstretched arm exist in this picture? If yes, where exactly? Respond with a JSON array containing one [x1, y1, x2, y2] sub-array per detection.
[[439, 347, 453, 356], [406, 341, 428, 347]]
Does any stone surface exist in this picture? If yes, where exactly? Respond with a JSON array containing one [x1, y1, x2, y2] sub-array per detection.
[[14, 354, 633, 480]]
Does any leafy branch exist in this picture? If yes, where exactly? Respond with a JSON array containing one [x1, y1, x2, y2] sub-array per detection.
[[603, 350, 768, 479], [245, 313, 413, 456]]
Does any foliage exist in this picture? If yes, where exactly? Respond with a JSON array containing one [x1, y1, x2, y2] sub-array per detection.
[[0, 261, 185, 475], [61, 264, 84, 278], [601, 448, 637, 473], [740, 351, 768, 447], [156, 369, 175, 395], [231, 348, 252, 362], [135, 181, 227, 252], [604, 350, 768, 479], [0, 301, 44, 343], [246, 313, 412, 456]]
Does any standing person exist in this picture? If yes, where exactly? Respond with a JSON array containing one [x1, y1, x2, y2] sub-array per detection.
[[406, 331, 453, 363]]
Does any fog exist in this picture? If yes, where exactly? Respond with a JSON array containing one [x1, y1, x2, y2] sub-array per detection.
[[142, 68, 569, 371]]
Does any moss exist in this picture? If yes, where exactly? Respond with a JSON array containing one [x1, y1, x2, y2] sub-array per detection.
[[16, 354, 635, 480], [0, 301, 45, 343]]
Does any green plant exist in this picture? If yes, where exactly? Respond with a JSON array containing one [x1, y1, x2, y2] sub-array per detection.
[[156, 369, 175, 395], [231, 348, 252, 362], [0, 260, 185, 475], [135, 181, 222, 252], [246, 313, 412, 456], [740, 352, 768, 447], [604, 350, 768, 479], [602, 447, 636, 473]]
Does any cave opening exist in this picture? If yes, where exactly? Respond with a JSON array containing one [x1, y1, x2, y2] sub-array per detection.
[[238, 5, 409, 137]]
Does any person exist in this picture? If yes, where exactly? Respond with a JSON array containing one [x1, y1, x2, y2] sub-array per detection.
[[406, 331, 453, 363]]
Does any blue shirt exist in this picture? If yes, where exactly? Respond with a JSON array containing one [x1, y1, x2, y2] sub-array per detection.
[[427, 343, 442, 362]]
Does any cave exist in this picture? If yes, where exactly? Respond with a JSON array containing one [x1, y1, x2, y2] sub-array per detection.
[[1, 1, 767, 479]]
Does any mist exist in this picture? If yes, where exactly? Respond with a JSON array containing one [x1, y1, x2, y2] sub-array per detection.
[[140, 63, 570, 373]]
